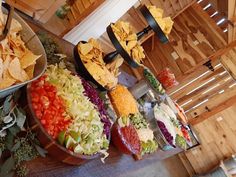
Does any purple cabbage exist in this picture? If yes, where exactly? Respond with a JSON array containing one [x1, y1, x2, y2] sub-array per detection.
[[81, 79, 111, 138], [157, 120, 175, 147]]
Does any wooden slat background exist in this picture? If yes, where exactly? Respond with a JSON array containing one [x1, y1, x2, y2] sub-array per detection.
[[221, 47, 236, 80], [227, 0, 236, 43], [40, 0, 105, 36], [183, 104, 236, 174], [141, 2, 227, 81]]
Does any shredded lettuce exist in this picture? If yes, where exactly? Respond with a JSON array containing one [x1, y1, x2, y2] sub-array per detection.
[[46, 64, 109, 155]]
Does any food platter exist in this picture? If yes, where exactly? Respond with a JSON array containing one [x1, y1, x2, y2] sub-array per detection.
[[143, 67, 166, 96], [27, 87, 101, 165], [27, 64, 112, 165], [74, 39, 120, 91], [109, 85, 158, 158], [140, 5, 168, 44], [105, 24, 140, 68], [0, 4, 47, 98]]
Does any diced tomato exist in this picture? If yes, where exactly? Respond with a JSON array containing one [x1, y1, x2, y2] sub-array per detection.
[[30, 76, 71, 139]]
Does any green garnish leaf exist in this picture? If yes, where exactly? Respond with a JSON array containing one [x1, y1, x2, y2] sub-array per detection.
[[11, 141, 21, 152], [34, 145, 47, 158], [0, 156, 15, 176], [5, 132, 14, 150], [9, 126, 21, 136], [15, 108, 26, 130], [2, 95, 12, 116]]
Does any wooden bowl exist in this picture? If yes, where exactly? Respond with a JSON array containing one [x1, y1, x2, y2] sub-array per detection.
[[26, 84, 102, 165]]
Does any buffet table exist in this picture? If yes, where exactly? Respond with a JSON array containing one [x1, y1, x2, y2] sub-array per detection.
[[21, 18, 184, 177], [26, 146, 182, 177]]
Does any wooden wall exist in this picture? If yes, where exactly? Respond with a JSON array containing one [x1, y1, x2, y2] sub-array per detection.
[[142, 2, 227, 81], [220, 46, 236, 80], [183, 104, 236, 174], [169, 61, 236, 120]]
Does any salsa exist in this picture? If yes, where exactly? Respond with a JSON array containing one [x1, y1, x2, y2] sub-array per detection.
[[112, 123, 141, 155]]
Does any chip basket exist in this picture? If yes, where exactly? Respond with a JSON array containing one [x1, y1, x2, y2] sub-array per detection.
[[104, 24, 140, 68], [139, 5, 168, 44], [73, 41, 107, 91], [0, 3, 47, 98]]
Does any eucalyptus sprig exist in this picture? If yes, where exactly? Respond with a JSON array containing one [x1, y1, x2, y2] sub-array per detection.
[[0, 92, 47, 177]]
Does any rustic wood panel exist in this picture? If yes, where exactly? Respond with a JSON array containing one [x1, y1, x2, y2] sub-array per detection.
[[141, 2, 227, 83], [6, 0, 65, 23], [40, 0, 105, 36], [228, 0, 236, 43], [221, 47, 236, 80], [184, 104, 236, 174], [186, 81, 236, 118]]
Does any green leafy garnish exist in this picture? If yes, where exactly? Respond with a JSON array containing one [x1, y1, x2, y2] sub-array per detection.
[[141, 140, 158, 155]]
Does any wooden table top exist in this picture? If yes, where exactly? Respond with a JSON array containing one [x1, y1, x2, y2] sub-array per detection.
[[13, 15, 184, 177], [26, 146, 182, 177]]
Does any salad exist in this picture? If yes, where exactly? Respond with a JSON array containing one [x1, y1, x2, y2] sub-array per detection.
[[154, 105, 177, 147], [30, 63, 111, 157], [143, 68, 165, 95], [154, 104, 187, 149], [129, 113, 158, 155]]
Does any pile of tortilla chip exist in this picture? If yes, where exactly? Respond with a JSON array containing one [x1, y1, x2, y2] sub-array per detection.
[[77, 38, 122, 89], [0, 8, 41, 89], [147, 6, 174, 36], [111, 21, 145, 64]]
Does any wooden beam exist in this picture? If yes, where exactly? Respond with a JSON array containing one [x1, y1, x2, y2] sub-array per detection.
[[209, 40, 236, 61], [172, 0, 195, 19], [189, 94, 236, 125], [168, 40, 236, 95]]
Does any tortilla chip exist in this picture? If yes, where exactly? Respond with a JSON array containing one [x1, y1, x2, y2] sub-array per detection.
[[8, 57, 23, 81], [20, 50, 41, 69], [147, 5, 173, 36], [25, 64, 35, 79], [78, 43, 93, 55], [21, 69, 29, 82], [127, 41, 137, 50], [0, 77, 16, 89]]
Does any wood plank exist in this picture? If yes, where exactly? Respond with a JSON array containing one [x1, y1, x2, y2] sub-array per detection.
[[60, 0, 105, 37], [221, 48, 236, 80], [178, 153, 196, 176], [172, 66, 225, 101], [187, 83, 236, 118], [37, 0, 65, 23], [189, 91, 236, 125], [178, 71, 231, 107], [168, 40, 236, 95]]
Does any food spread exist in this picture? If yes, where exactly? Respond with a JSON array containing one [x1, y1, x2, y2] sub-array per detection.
[[0, 0, 197, 168], [30, 64, 110, 156], [111, 21, 145, 64]]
